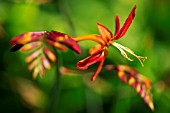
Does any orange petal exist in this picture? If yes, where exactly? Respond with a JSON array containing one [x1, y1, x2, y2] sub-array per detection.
[[89, 44, 101, 55], [139, 75, 151, 89], [74, 34, 105, 45], [28, 59, 38, 71], [128, 74, 136, 87], [135, 82, 141, 93], [43, 46, 56, 62], [42, 56, 51, 70], [97, 23, 113, 43], [117, 70, 127, 83], [20, 41, 41, 52], [25, 49, 41, 63]]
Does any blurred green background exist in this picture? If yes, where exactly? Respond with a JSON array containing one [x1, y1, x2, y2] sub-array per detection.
[[1, 0, 170, 113]]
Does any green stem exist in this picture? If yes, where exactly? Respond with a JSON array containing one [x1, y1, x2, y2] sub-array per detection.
[[45, 49, 62, 113], [55, 0, 76, 36]]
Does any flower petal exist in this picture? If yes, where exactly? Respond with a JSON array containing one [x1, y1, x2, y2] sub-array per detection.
[[20, 41, 42, 52], [28, 59, 38, 71], [128, 74, 136, 88], [117, 70, 127, 83], [10, 32, 45, 45], [33, 66, 39, 79], [115, 15, 120, 35], [39, 64, 45, 77], [89, 44, 101, 55], [10, 44, 23, 52], [42, 56, 51, 70], [77, 50, 104, 70], [97, 23, 113, 43], [46, 39, 67, 52], [113, 5, 136, 40], [91, 56, 105, 81], [47, 31, 81, 54], [43, 46, 56, 62], [74, 34, 105, 45], [25, 49, 41, 63]]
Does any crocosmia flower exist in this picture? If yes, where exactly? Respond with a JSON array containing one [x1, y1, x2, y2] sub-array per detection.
[[104, 64, 154, 110], [116, 65, 154, 110], [75, 5, 147, 81], [10, 31, 80, 78]]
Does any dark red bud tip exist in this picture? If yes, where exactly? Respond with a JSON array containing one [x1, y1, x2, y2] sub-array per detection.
[[10, 44, 23, 52], [134, 5, 137, 9], [91, 76, 96, 81]]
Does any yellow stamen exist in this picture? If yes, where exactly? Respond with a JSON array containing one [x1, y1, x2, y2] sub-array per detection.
[[112, 42, 147, 66]]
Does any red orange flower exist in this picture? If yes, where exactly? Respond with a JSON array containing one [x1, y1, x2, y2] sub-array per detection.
[[10, 31, 80, 78], [75, 5, 147, 81], [116, 65, 154, 110], [104, 64, 154, 110]]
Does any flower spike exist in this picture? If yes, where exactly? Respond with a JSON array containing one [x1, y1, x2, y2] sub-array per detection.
[[116, 65, 154, 110], [10, 31, 81, 78]]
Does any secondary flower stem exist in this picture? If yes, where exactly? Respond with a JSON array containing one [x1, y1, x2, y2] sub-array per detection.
[[55, 0, 76, 35], [74, 34, 105, 45], [45, 49, 61, 113]]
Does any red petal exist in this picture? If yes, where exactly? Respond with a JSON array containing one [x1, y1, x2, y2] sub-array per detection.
[[47, 31, 81, 54], [113, 5, 136, 40], [97, 23, 113, 43], [91, 57, 105, 81], [10, 32, 45, 45], [46, 39, 67, 52], [115, 15, 120, 35], [77, 50, 104, 70]]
